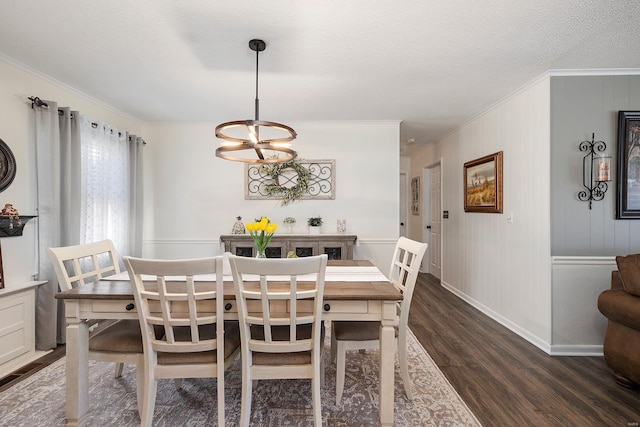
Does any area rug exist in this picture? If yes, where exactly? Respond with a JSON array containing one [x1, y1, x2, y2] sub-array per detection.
[[0, 328, 481, 426]]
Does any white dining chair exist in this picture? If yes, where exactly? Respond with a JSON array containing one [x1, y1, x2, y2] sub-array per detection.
[[123, 255, 241, 427], [228, 253, 328, 427], [48, 240, 145, 410], [331, 236, 428, 403]]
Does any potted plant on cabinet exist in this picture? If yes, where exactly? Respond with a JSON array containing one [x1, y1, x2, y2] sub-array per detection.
[[307, 216, 323, 234]]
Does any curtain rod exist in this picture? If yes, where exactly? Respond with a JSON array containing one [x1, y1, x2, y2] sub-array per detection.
[[28, 96, 146, 144]]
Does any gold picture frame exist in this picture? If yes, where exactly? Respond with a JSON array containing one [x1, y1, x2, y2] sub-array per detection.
[[464, 151, 503, 213]]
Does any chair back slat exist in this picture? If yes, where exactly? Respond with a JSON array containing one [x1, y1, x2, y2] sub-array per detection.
[[124, 256, 224, 354], [229, 254, 328, 355], [388, 237, 428, 325], [48, 240, 120, 291]]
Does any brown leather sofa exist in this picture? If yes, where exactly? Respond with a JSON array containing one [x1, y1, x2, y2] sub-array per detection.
[[597, 254, 640, 388]]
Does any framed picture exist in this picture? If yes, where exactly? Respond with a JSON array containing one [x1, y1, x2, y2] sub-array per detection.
[[616, 111, 640, 219], [464, 151, 503, 213], [411, 176, 420, 215]]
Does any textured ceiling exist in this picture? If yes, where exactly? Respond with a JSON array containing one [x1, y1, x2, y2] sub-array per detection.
[[1, 1, 639, 155]]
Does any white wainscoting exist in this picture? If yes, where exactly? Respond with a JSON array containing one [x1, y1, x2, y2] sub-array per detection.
[[550, 256, 616, 356], [440, 280, 552, 355]]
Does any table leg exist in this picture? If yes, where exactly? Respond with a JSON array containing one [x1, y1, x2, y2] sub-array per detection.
[[379, 301, 396, 426], [65, 319, 89, 426]]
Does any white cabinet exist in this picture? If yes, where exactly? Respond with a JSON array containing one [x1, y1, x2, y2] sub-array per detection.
[[0, 282, 48, 378]]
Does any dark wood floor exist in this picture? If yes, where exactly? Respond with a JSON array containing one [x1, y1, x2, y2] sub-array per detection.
[[409, 273, 640, 426]]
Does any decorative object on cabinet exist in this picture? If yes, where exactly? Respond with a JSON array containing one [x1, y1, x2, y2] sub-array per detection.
[[308, 216, 323, 235], [232, 216, 246, 234], [283, 217, 296, 233], [411, 177, 420, 215], [215, 39, 297, 164], [463, 151, 503, 213], [577, 133, 611, 210], [0, 139, 17, 193], [337, 219, 347, 233], [0, 215, 37, 238], [245, 217, 277, 258], [220, 234, 357, 260], [616, 111, 640, 219], [245, 159, 335, 205], [0, 210, 36, 289]]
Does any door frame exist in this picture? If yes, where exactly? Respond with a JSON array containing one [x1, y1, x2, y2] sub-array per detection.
[[421, 158, 443, 279]]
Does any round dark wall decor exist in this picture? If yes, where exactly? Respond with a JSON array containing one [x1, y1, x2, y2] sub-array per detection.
[[0, 138, 17, 193]]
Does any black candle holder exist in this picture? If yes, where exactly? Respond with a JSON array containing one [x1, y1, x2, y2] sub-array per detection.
[[578, 133, 611, 210]]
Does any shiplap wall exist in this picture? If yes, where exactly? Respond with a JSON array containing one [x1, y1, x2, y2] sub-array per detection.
[[551, 75, 640, 256], [412, 76, 552, 349]]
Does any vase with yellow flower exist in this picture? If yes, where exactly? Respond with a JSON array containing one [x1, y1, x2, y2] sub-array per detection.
[[245, 216, 277, 258]]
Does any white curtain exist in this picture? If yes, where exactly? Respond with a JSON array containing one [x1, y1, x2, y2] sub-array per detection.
[[79, 116, 145, 261], [32, 104, 144, 349], [34, 103, 81, 349], [79, 117, 130, 259]]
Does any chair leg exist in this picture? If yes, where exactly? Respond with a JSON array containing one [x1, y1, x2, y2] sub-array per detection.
[[135, 359, 145, 415], [114, 362, 125, 378], [312, 366, 322, 426], [174, 378, 182, 389], [398, 330, 413, 400], [140, 377, 157, 427], [320, 353, 325, 389], [240, 371, 252, 427], [336, 341, 346, 404], [330, 324, 337, 363]]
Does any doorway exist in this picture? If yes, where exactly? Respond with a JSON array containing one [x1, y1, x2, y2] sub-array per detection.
[[399, 172, 408, 237], [422, 163, 441, 279]]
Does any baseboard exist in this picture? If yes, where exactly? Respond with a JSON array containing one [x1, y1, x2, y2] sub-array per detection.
[[549, 345, 603, 356], [441, 280, 552, 355], [0, 350, 51, 379]]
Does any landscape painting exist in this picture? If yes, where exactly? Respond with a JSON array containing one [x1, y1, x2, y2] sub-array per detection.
[[464, 151, 503, 213]]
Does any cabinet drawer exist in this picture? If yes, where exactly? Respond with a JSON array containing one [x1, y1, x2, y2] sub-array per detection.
[[290, 300, 368, 314]]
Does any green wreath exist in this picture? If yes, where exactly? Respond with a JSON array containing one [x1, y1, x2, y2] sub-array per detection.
[[261, 160, 311, 206]]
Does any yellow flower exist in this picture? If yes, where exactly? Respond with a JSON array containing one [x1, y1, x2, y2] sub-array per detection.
[[246, 222, 254, 232], [266, 223, 277, 233]]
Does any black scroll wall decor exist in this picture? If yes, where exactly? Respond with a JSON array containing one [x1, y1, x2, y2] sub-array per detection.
[[245, 159, 335, 206]]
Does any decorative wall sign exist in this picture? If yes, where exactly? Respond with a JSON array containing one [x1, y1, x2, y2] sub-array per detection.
[[464, 151, 503, 213], [0, 138, 17, 193], [245, 159, 335, 205]]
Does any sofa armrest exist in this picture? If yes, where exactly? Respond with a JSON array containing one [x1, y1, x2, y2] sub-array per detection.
[[611, 270, 624, 291], [598, 289, 640, 330]]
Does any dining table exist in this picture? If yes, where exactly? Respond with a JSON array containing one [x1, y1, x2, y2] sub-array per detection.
[[55, 259, 402, 426]]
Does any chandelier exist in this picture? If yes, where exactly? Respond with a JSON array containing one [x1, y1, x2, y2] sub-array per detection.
[[215, 39, 297, 164]]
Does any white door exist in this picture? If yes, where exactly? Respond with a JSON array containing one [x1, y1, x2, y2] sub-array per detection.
[[429, 165, 442, 278], [422, 164, 441, 278], [399, 172, 408, 237]]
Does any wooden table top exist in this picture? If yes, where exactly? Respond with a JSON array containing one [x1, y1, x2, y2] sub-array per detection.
[[55, 260, 402, 302]]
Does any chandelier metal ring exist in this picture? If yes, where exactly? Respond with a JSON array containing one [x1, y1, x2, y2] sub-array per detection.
[[215, 120, 297, 145]]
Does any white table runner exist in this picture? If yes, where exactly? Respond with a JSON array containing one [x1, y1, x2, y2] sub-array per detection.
[[104, 265, 388, 283]]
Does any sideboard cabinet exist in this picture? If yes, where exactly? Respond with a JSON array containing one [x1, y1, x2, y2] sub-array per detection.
[[220, 234, 357, 260]]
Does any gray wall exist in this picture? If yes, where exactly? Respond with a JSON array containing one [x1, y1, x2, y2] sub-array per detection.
[[551, 75, 640, 256]]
